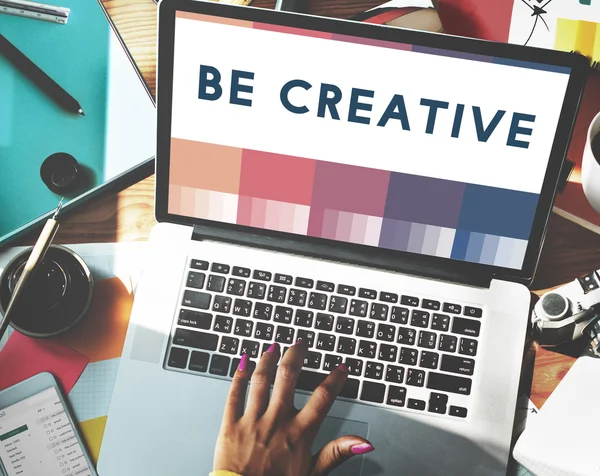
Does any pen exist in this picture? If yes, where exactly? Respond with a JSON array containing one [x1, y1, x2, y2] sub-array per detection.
[[0, 199, 63, 342], [0, 34, 84, 115]]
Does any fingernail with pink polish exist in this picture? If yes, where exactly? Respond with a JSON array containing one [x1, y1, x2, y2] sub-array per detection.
[[337, 363, 349, 373], [351, 443, 374, 455], [238, 353, 248, 372], [267, 342, 279, 353], [296, 338, 303, 345]]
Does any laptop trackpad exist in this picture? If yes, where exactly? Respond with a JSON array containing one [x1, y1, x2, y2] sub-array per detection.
[[311, 416, 369, 476]]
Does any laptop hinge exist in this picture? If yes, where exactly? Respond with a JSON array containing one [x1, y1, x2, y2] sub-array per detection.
[[191, 225, 493, 288]]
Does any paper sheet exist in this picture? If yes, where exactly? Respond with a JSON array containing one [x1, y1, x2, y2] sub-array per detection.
[[78, 416, 108, 467], [508, 394, 539, 476]]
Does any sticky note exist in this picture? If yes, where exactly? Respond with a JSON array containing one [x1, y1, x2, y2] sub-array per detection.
[[78, 416, 108, 466]]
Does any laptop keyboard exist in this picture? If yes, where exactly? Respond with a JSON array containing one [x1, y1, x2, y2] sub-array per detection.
[[164, 258, 483, 420]]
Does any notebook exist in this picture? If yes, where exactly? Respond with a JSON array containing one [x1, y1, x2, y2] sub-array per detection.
[[0, 0, 156, 245]]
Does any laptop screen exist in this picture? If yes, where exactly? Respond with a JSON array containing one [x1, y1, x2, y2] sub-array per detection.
[[167, 11, 572, 272]]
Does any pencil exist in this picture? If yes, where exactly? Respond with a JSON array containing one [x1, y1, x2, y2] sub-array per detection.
[[0, 34, 84, 115]]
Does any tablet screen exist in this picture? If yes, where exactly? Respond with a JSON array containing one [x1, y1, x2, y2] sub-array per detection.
[[0, 387, 92, 476]]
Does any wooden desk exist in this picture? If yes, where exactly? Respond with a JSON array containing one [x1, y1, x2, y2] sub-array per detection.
[[15, 0, 600, 410]]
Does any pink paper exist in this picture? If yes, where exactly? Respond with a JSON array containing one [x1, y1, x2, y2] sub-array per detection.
[[0, 331, 89, 393]]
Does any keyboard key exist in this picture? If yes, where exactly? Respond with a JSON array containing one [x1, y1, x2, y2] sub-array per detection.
[[379, 292, 398, 303], [440, 355, 475, 376], [295, 277, 314, 288], [211, 263, 230, 274], [349, 299, 368, 317], [419, 351, 439, 369], [178, 310, 212, 330], [431, 313, 450, 331], [232, 266, 251, 278], [187, 271, 205, 289], [376, 323, 395, 342], [253, 270, 272, 281], [464, 306, 482, 318], [230, 358, 256, 378], [213, 295, 232, 313], [308, 292, 328, 311], [449, 406, 468, 418], [275, 326, 295, 345], [356, 320, 375, 338], [268, 285, 287, 303], [407, 398, 426, 411], [418, 331, 437, 349], [365, 361, 384, 380], [443, 302, 462, 314], [240, 339, 260, 358], [316, 333, 336, 351], [295, 309, 314, 327], [370, 303, 389, 321], [387, 385, 406, 407], [397, 327, 416, 346], [296, 371, 359, 399], [274, 306, 293, 324], [227, 278, 246, 296], [336, 316, 355, 335], [247, 282, 267, 299], [399, 347, 418, 366], [207, 275, 226, 293], [213, 315, 233, 333], [385, 365, 405, 384], [401, 295, 419, 307], [406, 368, 425, 387], [255, 322, 274, 341], [188, 351, 209, 372], [360, 381, 386, 403], [337, 336, 356, 355], [378, 343, 398, 362], [190, 259, 208, 270], [303, 351, 322, 369], [316, 280, 335, 292], [233, 299, 252, 317], [182, 290, 211, 310], [422, 299, 440, 311], [390, 306, 409, 324], [358, 340, 377, 359], [219, 336, 240, 355], [297, 329, 315, 348], [337, 284, 356, 296], [359, 288, 377, 299], [345, 358, 363, 377], [167, 347, 189, 369], [323, 354, 343, 371], [329, 296, 348, 314], [410, 310, 430, 328], [261, 343, 271, 355], [274, 273, 293, 285], [173, 328, 218, 351], [315, 313, 334, 331], [209, 354, 230, 376], [234, 319, 253, 337], [459, 338, 478, 356], [288, 289, 308, 307], [452, 317, 481, 337], [427, 372, 472, 395], [438, 334, 457, 353], [253, 302, 273, 321]]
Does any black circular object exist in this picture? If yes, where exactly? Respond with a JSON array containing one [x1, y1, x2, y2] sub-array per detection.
[[541, 292, 568, 318], [0, 245, 94, 338], [40, 152, 80, 194]]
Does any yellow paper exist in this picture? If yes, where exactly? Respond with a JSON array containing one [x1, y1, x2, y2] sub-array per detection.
[[78, 416, 108, 466]]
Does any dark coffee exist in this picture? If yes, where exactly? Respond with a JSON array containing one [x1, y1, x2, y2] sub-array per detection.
[[592, 132, 600, 165]]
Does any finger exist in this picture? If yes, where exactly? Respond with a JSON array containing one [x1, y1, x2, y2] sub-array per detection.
[[268, 338, 307, 413], [222, 353, 251, 425], [311, 436, 374, 476], [245, 342, 281, 419], [297, 362, 349, 432]]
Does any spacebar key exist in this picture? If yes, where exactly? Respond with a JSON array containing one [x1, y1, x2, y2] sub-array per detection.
[[296, 371, 360, 399], [427, 372, 472, 395], [173, 328, 218, 351]]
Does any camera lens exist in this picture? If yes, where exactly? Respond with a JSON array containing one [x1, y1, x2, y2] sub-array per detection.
[[540, 292, 569, 320]]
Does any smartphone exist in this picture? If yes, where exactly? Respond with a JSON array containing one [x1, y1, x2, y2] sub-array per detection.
[[0, 372, 98, 476]]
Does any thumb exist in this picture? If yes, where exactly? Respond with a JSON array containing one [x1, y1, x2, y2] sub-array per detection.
[[311, 435, 374, 476]]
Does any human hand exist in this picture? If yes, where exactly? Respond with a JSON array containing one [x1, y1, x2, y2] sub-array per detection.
[[213, 339, 374, 476]]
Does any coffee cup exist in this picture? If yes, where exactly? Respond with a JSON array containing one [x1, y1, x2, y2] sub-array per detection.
[[582, 111, 600, 214]]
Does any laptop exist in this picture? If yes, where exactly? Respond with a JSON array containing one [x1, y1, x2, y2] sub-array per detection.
[[98, 1, 588, 474]]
